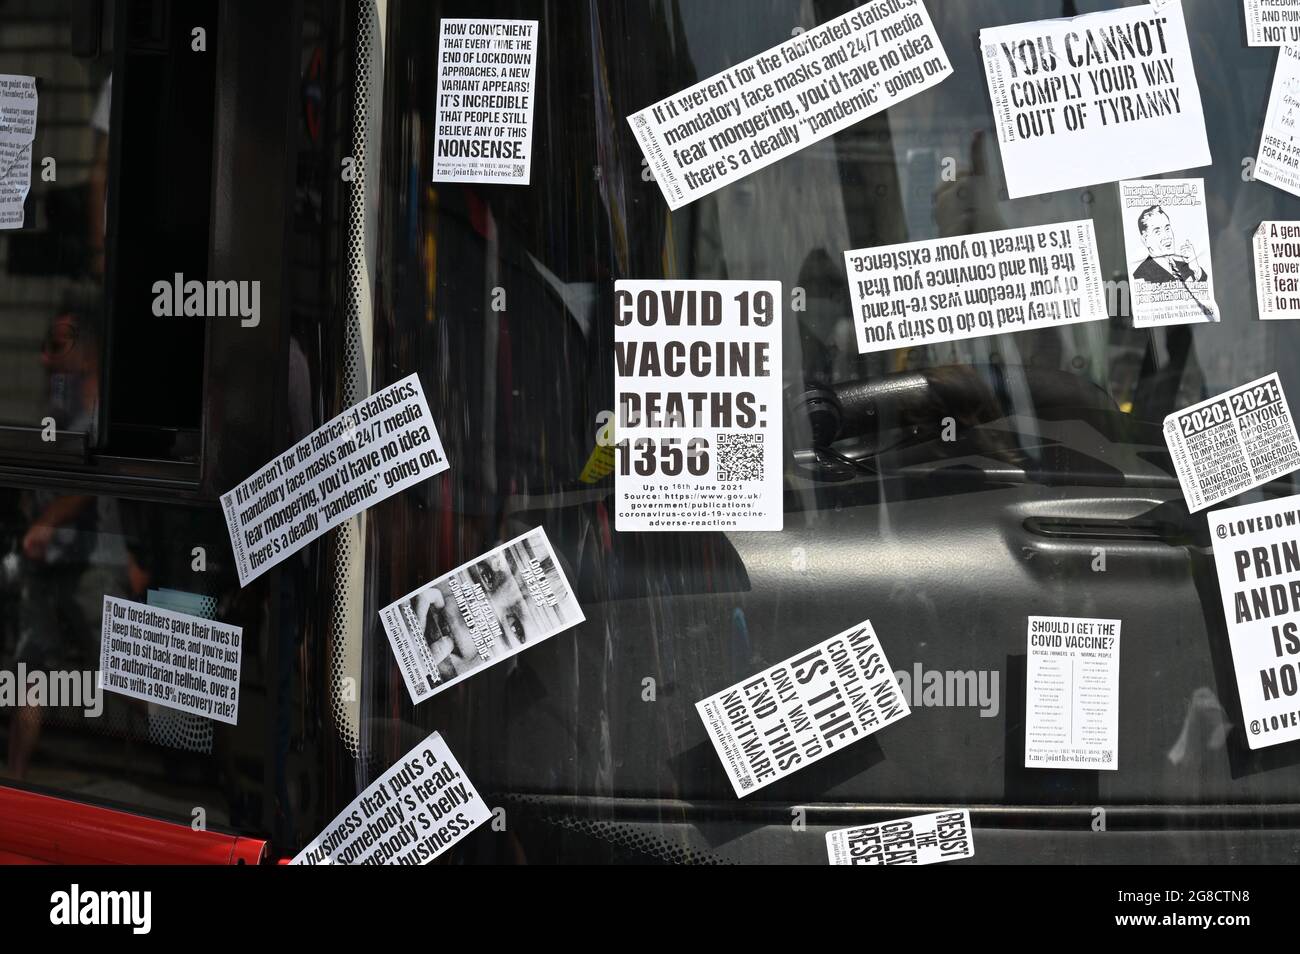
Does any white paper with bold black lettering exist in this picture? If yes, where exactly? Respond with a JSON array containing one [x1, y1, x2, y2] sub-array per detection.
[[979, 3, 1209, 199], [380, 526, 584, 704], [1245, 0, 1300, 45], [628, 0, 951, 211], [844, 220, 1107, 354], [1163, 373, 1300, 512], [432, 18, 538, 184], [0, 143, 30, 229], [826, 809, 974, 865], [1119, 178, 1217, 326], [696, 619, 909, 798], [291, 732, 490, 864], [1208, 496, 1300, 749], [0, 75, 36, 229], [222, 373, 449, 587], [615, 280, 783, 531], [1025, 616, 1120, 771], [1256, 45, 1300, 197], [99, 596, 243, 725], [1253, 221, 1300, 318]]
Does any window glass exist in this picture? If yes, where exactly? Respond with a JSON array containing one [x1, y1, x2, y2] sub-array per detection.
[[0, 1, 112, 457], [0, 0, 345, 855], [7, 0, 1300, 865], [0, 0, 220, 470], [360, 0, 1300, 863], [0, 485, 265, 831]]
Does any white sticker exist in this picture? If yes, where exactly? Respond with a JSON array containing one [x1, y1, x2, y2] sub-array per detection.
[[1025, 615, 1121, 771], [979, 3, 1210, 199], [826, 809, 974, 865], [1244, 0, 1300, 46], [221, 373, 449, 587], [0, 75, 36, 230], [1118, 178, 1218, 326], [1163, 373, 1300, 512], [431, 19, 538, 184], [696, 620, 909, 798], [1208, 496, 1300, 749], [1256, 46, 1300, 198], [1253, 221, 1300, 318], [291, 731, 490, 864], [380, 527, 585, 704], [628, 0, 951, 211], [844, 220, 1107, 354], [0, 143, 30, 229], [0, 73, 37, 145], [98, 596, 244, 725], [614, 280, 783, 531]]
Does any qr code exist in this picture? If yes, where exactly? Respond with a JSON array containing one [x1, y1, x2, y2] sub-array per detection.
[[716, 433, 765, 481]]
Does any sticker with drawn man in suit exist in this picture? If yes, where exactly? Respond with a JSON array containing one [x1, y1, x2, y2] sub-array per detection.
[[1120, 177, 1218, 327]]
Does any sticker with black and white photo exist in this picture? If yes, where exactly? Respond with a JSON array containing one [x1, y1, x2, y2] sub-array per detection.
[[1025, 616, 1121, 771], [1244, 0, 1300, 46], [221, 373, 449, 587], [696, 620, 908, 798], [1208, 495, 1300, 749], [979, 3, 1210, 198], [627, 0, 951, 211], [615, 280, 783, 531], [291, 731, 490, 864], [826, 809, 974, 865], [1255, 45, 1300, 198], [1163, 373, 1300, 512], [1253, 221, 1300, 319], [380, 527, 584, 704], [1119, 178, 1218, 326], [844, 220, 1107, 354], [432, 19, 538, 184]]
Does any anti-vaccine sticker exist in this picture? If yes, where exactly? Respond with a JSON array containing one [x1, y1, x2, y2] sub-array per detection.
[[0, 74, 36, 229], [1255, 45, 1300, 198], [696, 620, 908, 798], [1209, 495, 1300, 749], [628, 0, 951, 210], [844, 220, 1106, 354], [615, 281, 782, 531], [432, 19, 538, 184], [1163, 373, 1300, 512], [380, 527, 585, 704], [292, 732, 490, 864], [99, 596, 243, 725], [979, 2, 1210, 198], [1253, 222, 1300, 319], [826, 809, 974, 865], [1025, 616, 1121, 771], [1118, 178, 1218, 326], [222, 373, 449, 587], [1244, 0, 1300, 46]]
